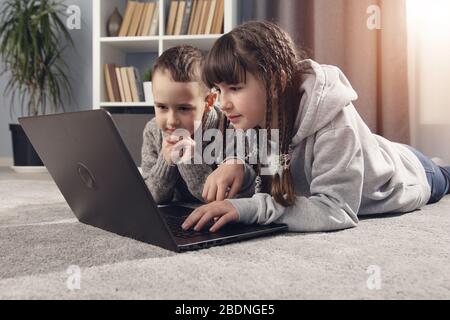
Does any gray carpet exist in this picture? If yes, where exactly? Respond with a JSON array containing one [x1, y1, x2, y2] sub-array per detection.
[[0, 169, 449, 300]]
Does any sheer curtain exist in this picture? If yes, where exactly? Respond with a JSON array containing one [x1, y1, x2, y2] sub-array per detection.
[[407, 0, 450, 162], [239, 0, 411, 144]]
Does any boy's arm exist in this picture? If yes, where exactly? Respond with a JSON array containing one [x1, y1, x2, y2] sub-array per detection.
[[141, 120, 179, 204], [177, 163, 214, 202]]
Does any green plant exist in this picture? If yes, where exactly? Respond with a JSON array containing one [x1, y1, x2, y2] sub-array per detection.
[[0, 0, 74, 117], [143, 68, 152, 82]]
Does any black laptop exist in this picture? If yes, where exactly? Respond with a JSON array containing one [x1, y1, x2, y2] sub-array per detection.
[[19, 110, 287, 252]]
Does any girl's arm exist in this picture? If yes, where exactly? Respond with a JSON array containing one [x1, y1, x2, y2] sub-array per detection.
[[141, 120, 179, 204], [227, 127, 362, 232]]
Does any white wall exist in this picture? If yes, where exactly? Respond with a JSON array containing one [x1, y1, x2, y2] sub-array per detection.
[[408, 0, 450, 163]]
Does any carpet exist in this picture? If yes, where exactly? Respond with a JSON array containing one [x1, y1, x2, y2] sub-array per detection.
[[0, 176, 449, 300]]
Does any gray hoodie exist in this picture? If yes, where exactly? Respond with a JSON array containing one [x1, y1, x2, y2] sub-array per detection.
[[227, 59, 431, 232]]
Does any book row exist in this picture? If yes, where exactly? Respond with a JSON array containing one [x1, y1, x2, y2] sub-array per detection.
[[113, 0, 224, 37], [104, 64, 145, 103]]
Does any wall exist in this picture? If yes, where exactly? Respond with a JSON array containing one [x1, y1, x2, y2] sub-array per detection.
[[0, 0, 92, 164]]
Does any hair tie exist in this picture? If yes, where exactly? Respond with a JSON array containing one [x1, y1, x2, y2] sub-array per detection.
[[279, 145, 293, 170], [255, 175, 262, 194]]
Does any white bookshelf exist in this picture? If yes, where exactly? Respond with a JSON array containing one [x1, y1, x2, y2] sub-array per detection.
[[93, 0, 238, 110]]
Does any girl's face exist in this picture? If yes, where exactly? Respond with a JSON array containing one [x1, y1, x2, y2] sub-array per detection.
[[215, 71, 269, 130]]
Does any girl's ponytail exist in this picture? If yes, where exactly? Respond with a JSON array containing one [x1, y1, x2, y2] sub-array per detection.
[[272, 168, 296, 207]]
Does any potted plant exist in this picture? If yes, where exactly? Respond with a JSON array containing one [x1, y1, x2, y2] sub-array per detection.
[[0, 0, 74, 167], [143, 68, 154, 105]]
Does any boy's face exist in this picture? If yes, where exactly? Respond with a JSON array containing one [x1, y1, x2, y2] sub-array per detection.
[[152, 69, 206, 137]]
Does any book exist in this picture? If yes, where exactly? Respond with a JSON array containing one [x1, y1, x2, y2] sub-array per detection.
[[118, 1, 137, 37], [132, 66, 145, 102], [192, 0, 205, 34], [138, 2, 150, 36], [173, 0, 186, 35], [120, 67, 133, 102], [187, 0, 198, 34], [115, 67, 125, 102], [212, 0, 224, 34], [166, 0, 179, 35], [141, 2, 156, 36], [104, 64, 115, 102], [107, 64, 122, 102], [127, 67, 139, 102], [148, 1, 159, 36], [198, 0, 211, 34], [204, 0, 216, 34], [137, 2, 148, 36], [128, 2, 145, 36], [180, 0, 194, 35]]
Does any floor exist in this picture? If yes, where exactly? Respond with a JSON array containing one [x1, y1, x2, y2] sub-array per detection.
[[1, 165, 449, 299]]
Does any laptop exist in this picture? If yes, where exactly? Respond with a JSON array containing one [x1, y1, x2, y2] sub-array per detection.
[[19, 110, 287, 252]]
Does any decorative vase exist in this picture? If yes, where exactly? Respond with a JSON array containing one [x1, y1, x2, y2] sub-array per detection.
[[143, 82, 154, 105], [107, 7, 122, 37], [9, 124, 43, 167]]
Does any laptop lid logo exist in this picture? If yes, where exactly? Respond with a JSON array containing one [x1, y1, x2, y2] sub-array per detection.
[[76, 163, 97, 189]]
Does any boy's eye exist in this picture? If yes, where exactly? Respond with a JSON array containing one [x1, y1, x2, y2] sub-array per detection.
[[179, 106, 193, 112], [156, 105, 167, 110]]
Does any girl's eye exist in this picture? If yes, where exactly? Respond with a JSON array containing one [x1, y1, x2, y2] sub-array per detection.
[[230, 87, 242, 92]]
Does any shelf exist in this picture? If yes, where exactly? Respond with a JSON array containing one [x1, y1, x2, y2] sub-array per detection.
[[100, 37, 159, 52], [162, 34, 222, 51], [100, 102, 154, 107]]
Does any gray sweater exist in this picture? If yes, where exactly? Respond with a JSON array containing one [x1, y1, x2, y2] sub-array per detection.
[[227, 59, 431, 232], [141, 106, 256, 204]]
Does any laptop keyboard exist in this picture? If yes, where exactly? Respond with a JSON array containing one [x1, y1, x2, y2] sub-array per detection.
[[164, 215, 213, 239]]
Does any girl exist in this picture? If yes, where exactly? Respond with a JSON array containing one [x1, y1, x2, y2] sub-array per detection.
[[182, 21, 450, 233]]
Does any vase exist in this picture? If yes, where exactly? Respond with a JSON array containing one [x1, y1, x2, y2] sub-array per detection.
[[9, 124, 43, 167], [107, 7, 122, 37]]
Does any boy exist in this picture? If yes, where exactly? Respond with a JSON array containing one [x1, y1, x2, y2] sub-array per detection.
[[141, 45, 254, 204]]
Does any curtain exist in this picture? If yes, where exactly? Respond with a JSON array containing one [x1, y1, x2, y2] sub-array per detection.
[[239, 0, 410, 144]]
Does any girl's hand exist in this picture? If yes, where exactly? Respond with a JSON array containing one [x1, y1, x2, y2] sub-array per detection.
[[182, 200, 239, 232], [202, 159, 245, 203]]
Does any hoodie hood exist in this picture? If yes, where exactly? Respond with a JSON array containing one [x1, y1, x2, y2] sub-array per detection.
[[290, 59, 358, 147]]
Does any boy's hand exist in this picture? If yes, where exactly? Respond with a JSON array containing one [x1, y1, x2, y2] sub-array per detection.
[[181, 200, 239, 232], [162, 135, 196, 165], [161, 136, 179, 166], [202, 159, 245, 203]]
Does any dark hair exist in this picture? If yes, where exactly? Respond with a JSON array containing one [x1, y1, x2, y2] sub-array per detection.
[[203, 21, 309, 207], [153, 45, 205, 83]]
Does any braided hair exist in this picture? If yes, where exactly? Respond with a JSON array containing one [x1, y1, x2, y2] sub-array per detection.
[[203, 21, 309, 207]]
